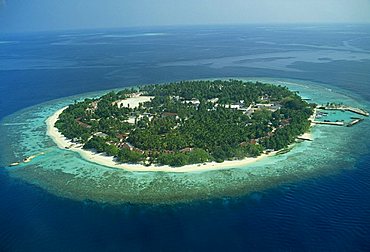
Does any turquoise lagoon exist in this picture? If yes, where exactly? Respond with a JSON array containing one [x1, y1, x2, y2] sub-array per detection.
[[1, 78, 369, 204], [316, 109, 358, 123]]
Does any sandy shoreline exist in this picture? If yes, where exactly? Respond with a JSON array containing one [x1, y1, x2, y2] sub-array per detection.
[[46, 104, 313, 173]]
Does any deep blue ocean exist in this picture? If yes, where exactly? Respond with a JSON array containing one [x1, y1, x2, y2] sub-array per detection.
[[1, 25, 370, 251]]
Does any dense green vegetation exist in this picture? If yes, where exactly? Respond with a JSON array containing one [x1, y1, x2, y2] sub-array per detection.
[[55, 80, 314, 167]]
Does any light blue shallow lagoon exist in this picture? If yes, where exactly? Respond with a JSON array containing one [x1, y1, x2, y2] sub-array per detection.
[[1, 78, 369, 204]]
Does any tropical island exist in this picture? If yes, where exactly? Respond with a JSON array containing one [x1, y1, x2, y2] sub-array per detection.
[[47, 80, 315, 170]]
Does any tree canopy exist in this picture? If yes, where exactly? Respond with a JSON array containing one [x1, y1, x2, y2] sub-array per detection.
[[55, 80, 314, 167]]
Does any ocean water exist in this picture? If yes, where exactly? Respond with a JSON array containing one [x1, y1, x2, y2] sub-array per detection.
[[1, 25, 370, 251]]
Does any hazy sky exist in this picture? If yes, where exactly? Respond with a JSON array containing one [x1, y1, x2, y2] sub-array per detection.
[[1, 0, 370, 32]]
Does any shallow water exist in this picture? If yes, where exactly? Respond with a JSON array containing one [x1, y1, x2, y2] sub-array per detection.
[[1, 78, 368, 204]]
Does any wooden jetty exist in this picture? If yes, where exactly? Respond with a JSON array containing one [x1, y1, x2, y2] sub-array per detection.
[[317, 105, 369, 117], [313, 104, 368, 127], [297, 136, 313, 141], [347, 118, 364, 127], [312, 121, 345, 126]]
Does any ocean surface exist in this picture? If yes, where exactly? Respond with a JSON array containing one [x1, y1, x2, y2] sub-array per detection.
[[1, 25, 370, 251]]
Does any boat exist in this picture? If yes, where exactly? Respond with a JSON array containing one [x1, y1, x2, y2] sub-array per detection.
[[23, 155, 36, 163], [9, 162, 20, 166]]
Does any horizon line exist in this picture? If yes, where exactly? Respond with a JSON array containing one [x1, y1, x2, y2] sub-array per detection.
[[2, 22, 370, 36]]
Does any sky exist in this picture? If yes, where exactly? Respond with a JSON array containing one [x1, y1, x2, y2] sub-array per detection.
[[0, 0, 370, 33]]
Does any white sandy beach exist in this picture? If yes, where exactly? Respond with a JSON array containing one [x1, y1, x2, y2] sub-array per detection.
[[113, 96, 154, 108], [46, 97, 314, 173]]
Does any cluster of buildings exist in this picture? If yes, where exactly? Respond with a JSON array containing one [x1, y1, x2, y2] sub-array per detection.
[[81, 94, 283, 155], [181, 96, 281, 116]]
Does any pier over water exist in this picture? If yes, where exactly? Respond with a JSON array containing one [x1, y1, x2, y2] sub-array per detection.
[[313, 104, 368, 127]]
